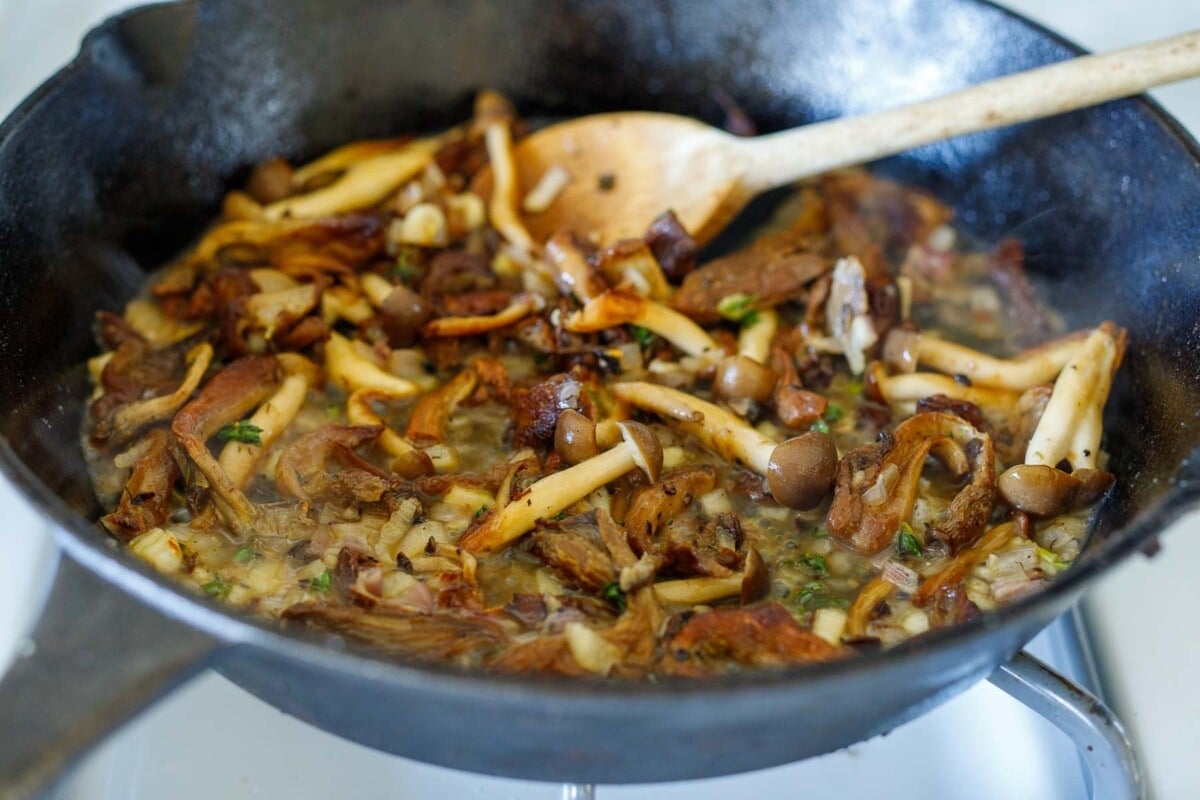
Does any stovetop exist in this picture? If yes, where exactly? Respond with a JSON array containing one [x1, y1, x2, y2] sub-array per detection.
[[1, 1, 1199, 798]]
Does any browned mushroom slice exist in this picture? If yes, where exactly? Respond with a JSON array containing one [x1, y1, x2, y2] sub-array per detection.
[[489, 635, 591, 676], [623, 465, 718, 554], [643, 209, 698, 282], [102, 428, 181, 541], [544, 231, 607, 303], [284, 603, 507, 662], [95, 343, 213, 448], [346, 388, 435, 479], [844, 576, 895, 639], [405, 367, 478, 445], [171, 355, 283, 526], [660, 603, 850, 677], [912, 521, 1016, 609], [827, 411, 995, 555], [274, 424, 397, 505], [671, 230, 827, 323], [421, 293, 545, 338], [529, 519, 619, 593]]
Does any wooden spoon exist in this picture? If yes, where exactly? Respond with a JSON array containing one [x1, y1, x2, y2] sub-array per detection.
[[501, 30, 1200, 246]]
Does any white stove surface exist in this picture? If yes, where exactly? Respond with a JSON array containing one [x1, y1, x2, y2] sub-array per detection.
[[2, 2, 1199, 798]]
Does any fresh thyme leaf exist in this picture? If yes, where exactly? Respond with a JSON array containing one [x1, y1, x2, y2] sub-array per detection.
[[601, 581, 627, 612], [474, 506, 489, 519], [232, 546, 259, 564], [629, 325, 656, 346], [202, 572, 231, 600], [716, 293, 758, 322], [740, 310, 760, 328], [823, 405, 844, 424], [798, 553, 828, 576], [895, 523, 923, 558], [309, 569, 332, 592], [810, 418, 830, 434], [217, 421, 263, 445]]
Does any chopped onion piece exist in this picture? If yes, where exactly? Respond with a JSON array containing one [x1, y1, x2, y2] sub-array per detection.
[[522, 164, 571, 214]]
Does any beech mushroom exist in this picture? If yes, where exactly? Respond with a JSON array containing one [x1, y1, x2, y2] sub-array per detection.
[[544, 231, 606, 303], [218, 353, 321, 488], [483, 104, 537, 254], [1024, 322, 1126, 470], [610, 382, 838, 510], [713, 355, 779, 406], [376, 282, 432, 347], [882, 326, 1090, 389], [826, 256, 878, 375], [324, 331, 419, 397], [263, 137, 440, 220], [595, 239, 672, 303], [866, 360, 1020, 418], [652, 548, 769, 605], [565, 290, 720, 360], [459, 421, 663, 553], [405, 367, 479, 445], [346, 388, 435, 479], [826, 411, 995, 555], [736, 308, 778, 365], [997, 464, 1115, 517]]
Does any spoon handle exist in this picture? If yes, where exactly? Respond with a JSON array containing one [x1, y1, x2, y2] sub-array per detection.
[[738, 29, 1200, 190]]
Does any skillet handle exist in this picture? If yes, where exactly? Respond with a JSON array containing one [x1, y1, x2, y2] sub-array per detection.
[[0, 549, 216, 799]]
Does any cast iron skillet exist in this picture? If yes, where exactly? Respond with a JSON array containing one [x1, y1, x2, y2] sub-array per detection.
[[2, 0, 1200, 794]]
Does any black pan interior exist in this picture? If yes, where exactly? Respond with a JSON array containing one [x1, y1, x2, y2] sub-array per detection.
[[1, 0, 1200, 782]]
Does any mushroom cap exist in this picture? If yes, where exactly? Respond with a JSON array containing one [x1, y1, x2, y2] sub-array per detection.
[[767, 431, 839, 510], [617, 421, 664, 483], [555, 409, 600, 465], [379, 284, 432, 347], [997, 463, 1079, 517], [713, 355, 778, 405]]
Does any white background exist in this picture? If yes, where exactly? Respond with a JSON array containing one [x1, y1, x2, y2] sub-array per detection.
[[1, 1, 1199, 798]]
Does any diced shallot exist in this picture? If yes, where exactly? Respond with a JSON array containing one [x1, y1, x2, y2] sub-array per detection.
[[880, 560, 920, 595], [522, 164, 571, 214]]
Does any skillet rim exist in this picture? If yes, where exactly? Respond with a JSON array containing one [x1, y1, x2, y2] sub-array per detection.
[[1, 0, 1199, 703]]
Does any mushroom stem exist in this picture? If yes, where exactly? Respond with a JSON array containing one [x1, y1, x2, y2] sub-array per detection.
[[218, 354, 319, 488], [1024, 323, 1126, 470], [264, 137, 439, 220], [565, 290, 720, 360], [887, 327, 1090, 390], [459, 422, 661, 553], [485, 122, 538, 253], [347, 388, 435, 478], [325, 331, 420, 396], [868, 361, 1020, 416], [545, 231, 606, 303], [737, 309, 778, 364], [611, 381, 774, 473]]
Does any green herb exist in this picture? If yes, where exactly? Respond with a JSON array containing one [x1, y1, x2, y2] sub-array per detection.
[[217, 421, 263, 445], [552, 510, 569, 521], [895, 523, 923, 558], [811, 526, 829, 538], [202, 572, 231, 600], [324, 403, 341, 419], [810, 419, 830, 434], [232, 546, 259, 564], [792, 580, 848, 611], [740, 310, 760, 329], [798, 553, 828, 576], [474, 506, 489, 520], [392, 247, 420, 283], [823, 405, 844, 424], [601, 581, 627, 613], [1036, 545, 1069, 575], [845, 379, 864, 397], [716, 293, 758, 323], [629, 325, 656, 346], [309, 569, 332, 592]]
